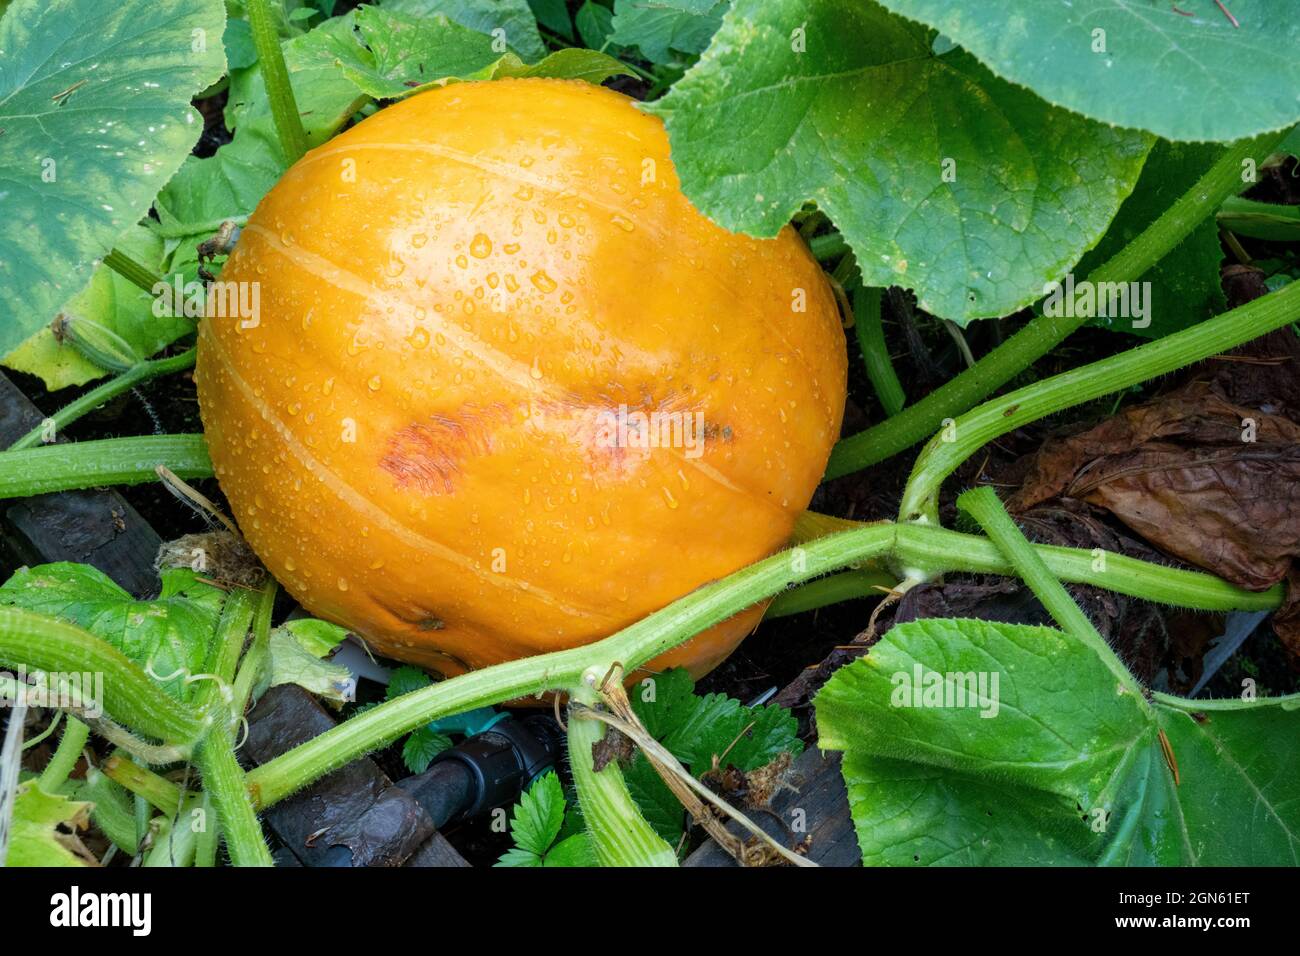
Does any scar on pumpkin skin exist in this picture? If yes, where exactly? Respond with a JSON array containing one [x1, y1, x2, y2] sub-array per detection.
[[379, 405, 508, 494], [381, 393, 729, 493]]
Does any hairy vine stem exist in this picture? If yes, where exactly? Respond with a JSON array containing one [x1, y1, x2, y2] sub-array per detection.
[[899, 276, 1300, 525], [192, 587, 273, 867], [37, 715, 89, 793], [958, 487, 1143, 701], [0, 609, 203, 746], [8, 349, 197, 452], [242, 518, 1277, 809], [852, 285, 906, 416], [567, 695, 677, 867], [246, 0, 309, 164], [0, 434, 213, 499]]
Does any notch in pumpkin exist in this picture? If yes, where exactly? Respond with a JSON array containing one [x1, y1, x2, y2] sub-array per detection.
[[195, 78, 848, 681]]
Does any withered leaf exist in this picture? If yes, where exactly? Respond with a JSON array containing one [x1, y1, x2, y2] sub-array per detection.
[[1010, 329, 1300, 656]]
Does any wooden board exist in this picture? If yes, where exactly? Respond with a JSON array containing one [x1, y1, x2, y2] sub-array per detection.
[[0, 372, 162, 596], [245, 684, 466, 867], [683, 748, 859, 867]]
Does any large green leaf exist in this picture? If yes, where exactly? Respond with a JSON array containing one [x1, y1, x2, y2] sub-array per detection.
[[610, 0, 726, 64], [874, 0, 1300, 142], [815, 617, 1300, 866], [1078, 140, 1226, 340], [2, 224, 192, 389], [648, 0, 1151, 323], [0, 563, 225, 701], [0, 0, 226, 355], [384, 0, 549, 61]]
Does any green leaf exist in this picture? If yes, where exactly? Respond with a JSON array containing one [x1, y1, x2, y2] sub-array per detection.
[[278, 617, 350, 657], [315, 7, 626, 101], [495, 773, 594, 865], [402, 725, 452, 773], [1077, 141, 1226, 340], [266, 626, 356, 702], [632, 668, 801, 774], [526, 0, 571, 40], [0, 0, 226, 355], [629, 668, 696, 740], [495, 846, 542, 866], [543, 832, 597, 866], [0, 563, 225, 701], [873, 0, 1300, 142], [1281, 126, 1300, 158], [223, 15, 258, 70], [648, 0, 1152, 324], [316, 7, 506, 99], [623, 753, 685, 844], [2, 225, 192, 390], [507, 770, 566, 857], [5, 782, 94, 867], [386, 664, 434, 698], [815, 617, 1300, 866], [610, 0, 725, 64], [623, 667, 801, 845], [575, 1, 615, 50], [494, 48, 631, 85], [384, 0, 549, 61]]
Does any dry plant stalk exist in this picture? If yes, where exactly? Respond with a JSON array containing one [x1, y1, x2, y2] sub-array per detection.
[[584, 664, 814, 868]]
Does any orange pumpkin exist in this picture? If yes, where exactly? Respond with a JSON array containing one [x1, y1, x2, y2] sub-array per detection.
[[196, 79, 846, 680]]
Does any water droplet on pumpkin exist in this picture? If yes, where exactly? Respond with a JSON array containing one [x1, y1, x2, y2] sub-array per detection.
[[470, 233, 492, 258], [610, 214, 635, 232], [530, 356, 543, 379], [337, 577, 349, 592], [408, 327, 430, 348], [530, 270, 557, 293], [284, 557, 297, 572], [661, 487, 679, 509], [368, 375, 382, 391], [322, 377, 335, 396]]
